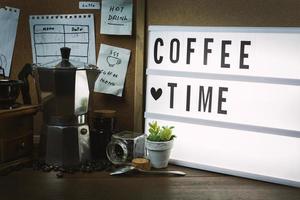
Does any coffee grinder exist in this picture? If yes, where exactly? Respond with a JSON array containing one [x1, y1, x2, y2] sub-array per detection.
[[31, 47, 99, 167]]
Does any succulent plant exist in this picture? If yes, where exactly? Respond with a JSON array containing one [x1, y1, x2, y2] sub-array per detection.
[[147, 121, 176, 142]]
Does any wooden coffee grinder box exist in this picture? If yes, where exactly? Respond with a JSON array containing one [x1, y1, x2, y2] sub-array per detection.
[[0, 105, 39, 168]]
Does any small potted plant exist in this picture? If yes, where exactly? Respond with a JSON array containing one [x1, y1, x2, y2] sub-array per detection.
[[145, 121, 176, 168]]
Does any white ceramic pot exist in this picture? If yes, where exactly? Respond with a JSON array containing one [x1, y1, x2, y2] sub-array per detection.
[[145, 139, 174, 169]]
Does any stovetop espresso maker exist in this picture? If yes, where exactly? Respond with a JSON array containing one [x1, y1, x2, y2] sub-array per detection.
[[22, 47, 99, 167]]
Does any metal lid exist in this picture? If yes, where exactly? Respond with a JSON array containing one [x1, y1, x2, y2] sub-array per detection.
[[94, 109, 117, 118]]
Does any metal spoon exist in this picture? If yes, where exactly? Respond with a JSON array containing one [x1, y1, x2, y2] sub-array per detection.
[[110, 165, 186, 176]]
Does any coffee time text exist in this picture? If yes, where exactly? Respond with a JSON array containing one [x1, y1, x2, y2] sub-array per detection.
[[153, 37, 251, 68], [167, 83, 228, 115], [152, 37, 252, 115]]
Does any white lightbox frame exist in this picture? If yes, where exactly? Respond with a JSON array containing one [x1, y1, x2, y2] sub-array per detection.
[[144, 26, 300, 187]]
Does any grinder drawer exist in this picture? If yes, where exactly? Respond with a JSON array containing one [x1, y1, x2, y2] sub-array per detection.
[[0, 133, 33, 163]]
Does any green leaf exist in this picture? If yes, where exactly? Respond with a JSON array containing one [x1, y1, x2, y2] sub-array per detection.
[[170, 135, 176, 140], [147, 121, 176, 141], [148, 129, 156, 135]]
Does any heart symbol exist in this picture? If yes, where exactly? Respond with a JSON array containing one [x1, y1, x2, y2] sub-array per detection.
[[151, 87, 162, 100]]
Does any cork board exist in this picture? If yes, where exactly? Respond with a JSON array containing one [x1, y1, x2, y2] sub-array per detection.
[[0, 0, 144, 132]]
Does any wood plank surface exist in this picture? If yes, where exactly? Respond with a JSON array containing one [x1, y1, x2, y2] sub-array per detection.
[[0, 165, 299, 200]]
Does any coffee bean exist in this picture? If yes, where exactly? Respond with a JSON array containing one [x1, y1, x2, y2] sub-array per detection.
[[54, 166, 60, 171], [42, 166, 52, 172], [30, 159, 111, 175], [56, 172, 64, 178], [58, 167, 66, 172]]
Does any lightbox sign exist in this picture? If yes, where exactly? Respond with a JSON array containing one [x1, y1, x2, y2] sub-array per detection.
[[145, 26, 300, 187]]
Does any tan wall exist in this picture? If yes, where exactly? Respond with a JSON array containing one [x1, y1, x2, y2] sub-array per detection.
[[147, 0, 300, 26]]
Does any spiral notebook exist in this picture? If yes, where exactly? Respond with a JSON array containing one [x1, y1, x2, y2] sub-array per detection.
[[29, 14, 96, 66], [0, 6, 20, 77]]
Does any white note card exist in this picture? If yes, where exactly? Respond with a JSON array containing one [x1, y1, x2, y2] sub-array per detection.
[[94, 44, 131, 97], [29, 14, 96, 65], [0, 6, 20, 77], [100, 0, 133, 35]]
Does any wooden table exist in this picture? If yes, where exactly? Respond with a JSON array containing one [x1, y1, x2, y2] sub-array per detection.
[[0, 165, 299, 200]]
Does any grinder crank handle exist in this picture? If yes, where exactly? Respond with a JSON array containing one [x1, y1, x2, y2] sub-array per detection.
[[18, 63, 33, 105], [18, 63, 42, 105]]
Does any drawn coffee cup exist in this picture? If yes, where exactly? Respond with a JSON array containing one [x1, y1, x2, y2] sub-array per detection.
[[106, 56, 121, 67]]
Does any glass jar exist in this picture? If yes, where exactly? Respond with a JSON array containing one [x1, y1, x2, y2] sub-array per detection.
[[90, 110, 116, 160]]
